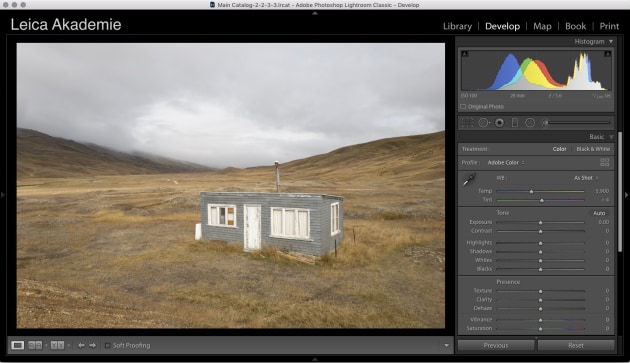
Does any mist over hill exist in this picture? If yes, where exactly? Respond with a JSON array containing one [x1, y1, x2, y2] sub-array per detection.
[[17, 128, 215, 179], [17, 128, 444, 182]]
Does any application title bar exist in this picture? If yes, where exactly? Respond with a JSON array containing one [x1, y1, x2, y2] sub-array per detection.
[[5, 0, 630, 10]]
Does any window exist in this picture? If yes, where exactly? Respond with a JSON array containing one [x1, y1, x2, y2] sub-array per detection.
[[331, 202, 340, 236], [208, 204, 236, 227], [271, 208, 309, 239], [5, 2, 629, 361]]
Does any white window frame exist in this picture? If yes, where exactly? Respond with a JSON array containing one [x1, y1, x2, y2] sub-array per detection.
[[270, 207, 310, 240], [331, 202, 341, 236], [208, 204, 237, 228]]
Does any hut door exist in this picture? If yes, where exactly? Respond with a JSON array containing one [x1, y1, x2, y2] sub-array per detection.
[[244, 205, 261, 251]]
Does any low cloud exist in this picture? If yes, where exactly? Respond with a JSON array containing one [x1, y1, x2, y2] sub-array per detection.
[[17, 43, 444, 168]]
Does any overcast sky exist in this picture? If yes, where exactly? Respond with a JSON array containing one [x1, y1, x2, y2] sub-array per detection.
[[17, 43, 444, 168]]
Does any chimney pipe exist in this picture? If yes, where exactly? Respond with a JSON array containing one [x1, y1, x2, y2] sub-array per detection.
[[275, 161, 280, 193]]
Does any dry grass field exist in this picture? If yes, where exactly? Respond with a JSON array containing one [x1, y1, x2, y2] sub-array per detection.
[[16, 131, 445, 329]]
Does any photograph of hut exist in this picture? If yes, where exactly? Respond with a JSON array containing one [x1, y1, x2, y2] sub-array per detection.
[[198, 192, 343, 256], [16, 42, 444, 329]]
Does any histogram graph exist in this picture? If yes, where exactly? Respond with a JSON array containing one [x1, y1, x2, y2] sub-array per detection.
[[460, 50, 613, 91]]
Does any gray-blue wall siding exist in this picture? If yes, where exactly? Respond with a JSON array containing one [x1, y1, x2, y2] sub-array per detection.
[[320, 196, 344, 255], [199, 193, 343, 256]]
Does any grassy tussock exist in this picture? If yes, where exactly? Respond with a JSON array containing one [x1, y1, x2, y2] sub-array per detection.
[[187, 240, 243, 254], [378, 211, 408, 220]]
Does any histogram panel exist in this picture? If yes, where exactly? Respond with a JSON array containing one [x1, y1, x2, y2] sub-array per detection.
[[461, 50, 612, 91]]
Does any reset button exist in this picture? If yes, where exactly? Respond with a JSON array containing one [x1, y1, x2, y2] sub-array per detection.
[[538, 340, 615, 352]]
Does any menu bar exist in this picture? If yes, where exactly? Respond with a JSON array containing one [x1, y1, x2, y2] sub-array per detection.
[[3, 0, 629, 10]]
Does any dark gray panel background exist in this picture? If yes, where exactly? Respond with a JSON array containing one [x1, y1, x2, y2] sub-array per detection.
[[459, 156, 615, 171], [6, 336, 454, 355], [458, 276, 615, 335], [457, 92, 614, 113], [460, 50, 613, 91], [458, 206, 615, 276], [455, 35, 620, 351], [457, 131, 619, 143], [456, 134, 618, 338], [537, 339, 615, 351], [456, 45, 616, 113], [458, 339, 534, 351], [459, 143, 615, 155], [458, 170, 614, 207], [458, 115, 615, 131]]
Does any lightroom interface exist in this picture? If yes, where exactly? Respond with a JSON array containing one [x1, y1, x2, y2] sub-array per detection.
[[2, 0, 627, 361]]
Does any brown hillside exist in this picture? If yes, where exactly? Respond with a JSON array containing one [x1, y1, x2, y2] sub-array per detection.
[[16, 128, 213, 179], [239, 131, 445, 182]]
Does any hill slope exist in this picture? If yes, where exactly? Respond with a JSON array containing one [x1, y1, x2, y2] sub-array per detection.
[[229, 131, 445, 182], [17, 128, 445, 181], [17, 128, 214, 179], [287, 131, 443, 180]]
